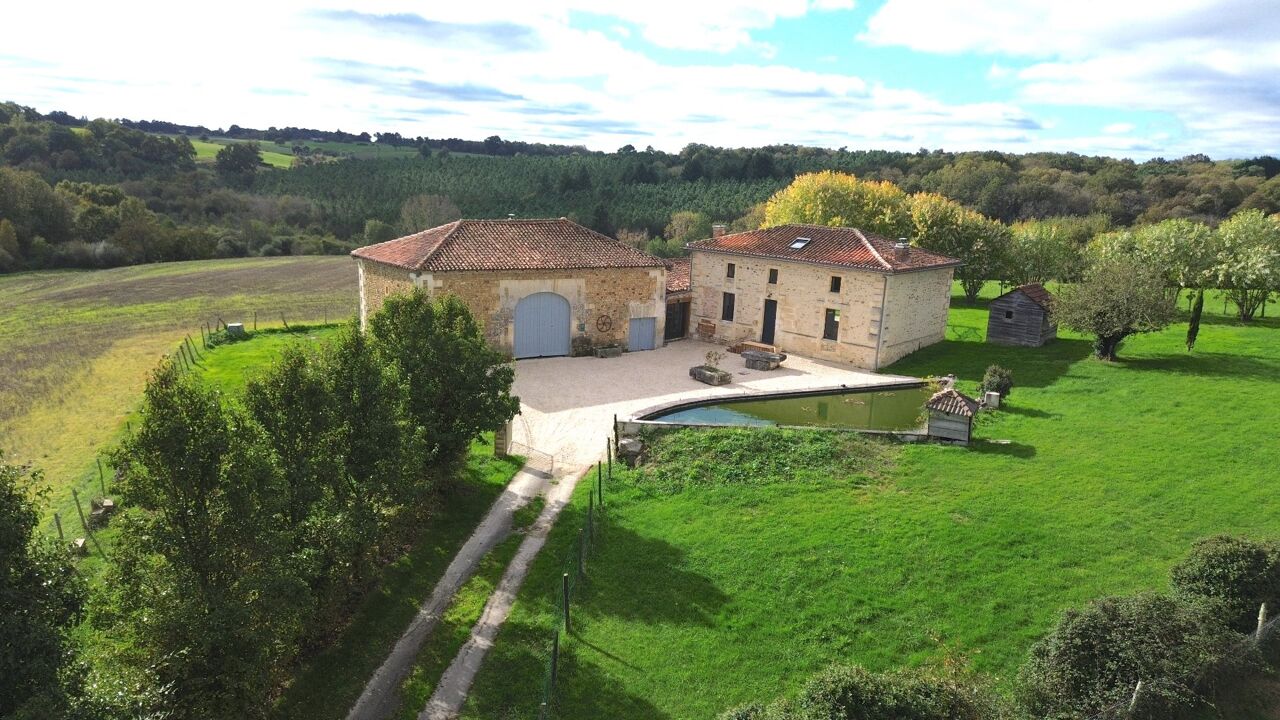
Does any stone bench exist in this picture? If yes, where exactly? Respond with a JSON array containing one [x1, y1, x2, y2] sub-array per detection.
[[741, 349, 787, 371]]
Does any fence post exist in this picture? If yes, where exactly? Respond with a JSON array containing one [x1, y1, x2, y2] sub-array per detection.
[[1128, 679, 1143, 713], [96, 458, 106, 496], [588, 495, 594, 541], [577, 529, 585, 577], [562, 573, 571, 632], [72, 488, 106, 558], [1257, 603, 1268, 642], [54, 512, 64, 543], [550, 630, 560, 690], [253, 310, 257, 331], [613, 413, 618, 448]]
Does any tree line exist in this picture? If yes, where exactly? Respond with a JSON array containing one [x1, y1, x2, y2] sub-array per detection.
[[0, 292, 518, 719], [5, 99, 1280, 277]]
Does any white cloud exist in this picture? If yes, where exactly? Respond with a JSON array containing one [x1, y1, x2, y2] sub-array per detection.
[[862, 0, 1280, 157], [1103, 122, 1135, 134]]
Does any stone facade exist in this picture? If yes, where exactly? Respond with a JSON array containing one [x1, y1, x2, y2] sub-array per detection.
[[357, 259, 666, 354], [688, 250, 953, 370]]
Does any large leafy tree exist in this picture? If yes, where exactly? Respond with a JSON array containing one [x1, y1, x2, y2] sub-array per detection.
[[1213, 209, 1280, 321], [0, 452, 85, 718], [369, 291, 520, 468], [908, 192, 1010, 303], [1053, 254, 1177, 360], [214, 141, 262, 188], [1005, 214, 1110, 286], [763, 171, 912, 238], [107, 361, 307, 720]]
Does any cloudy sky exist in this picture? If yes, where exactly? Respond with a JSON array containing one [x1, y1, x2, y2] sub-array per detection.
[[5, 0, 1278, 159]]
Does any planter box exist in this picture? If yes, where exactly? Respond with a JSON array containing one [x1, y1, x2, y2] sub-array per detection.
[[741, 349, 787, 371], [594, 345, 623, 359], [689, 365, 732, 386]]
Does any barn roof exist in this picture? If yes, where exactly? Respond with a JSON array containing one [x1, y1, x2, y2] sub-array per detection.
[[351, 218, 665, 272], [664, 258, 691, 294], [926, 388, 980, 417], [995, 283, 1054, 310], [687, 224, 962, 274]]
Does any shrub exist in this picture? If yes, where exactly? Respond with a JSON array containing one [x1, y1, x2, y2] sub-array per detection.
[[1171, 535, 1280, 633], [979, 365, 1013, 398], [1018, 593, 1243, 719], [721, 665, 1007, 720]]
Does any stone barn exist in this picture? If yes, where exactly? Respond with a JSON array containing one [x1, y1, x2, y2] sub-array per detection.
[[986, 283, 1056, 347], [352, 218, 667, 358], [686, 224, 961, 370]]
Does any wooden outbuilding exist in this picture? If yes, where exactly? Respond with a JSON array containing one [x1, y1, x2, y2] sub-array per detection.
[[987, 283, 1056, 347], [926, 388, 979, 444]]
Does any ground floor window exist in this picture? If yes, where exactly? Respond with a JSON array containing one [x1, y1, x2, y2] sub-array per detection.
[[722, 292, 736, 321], [823, 308, 840, 340]]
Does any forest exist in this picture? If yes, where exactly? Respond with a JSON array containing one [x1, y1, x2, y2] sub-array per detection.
[[3, 100, 1280, 274]]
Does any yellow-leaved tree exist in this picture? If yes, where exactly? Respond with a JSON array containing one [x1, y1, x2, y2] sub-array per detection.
[[762, 171, 911, 238]]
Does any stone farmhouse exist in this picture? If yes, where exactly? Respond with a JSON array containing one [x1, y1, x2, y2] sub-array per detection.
[[686, 224, 961, 370], [351, 218, 960, 369], [352, 218, 667, 358]]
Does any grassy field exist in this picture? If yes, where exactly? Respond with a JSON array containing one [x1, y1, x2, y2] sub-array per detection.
[[188, 136, 295, 168], [183, 134, 421, 165], [0, 257, 355, 541], [461, 284, 1280, 720]]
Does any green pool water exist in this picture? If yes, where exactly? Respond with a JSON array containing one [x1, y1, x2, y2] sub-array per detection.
[[645, 384, 931, 431]]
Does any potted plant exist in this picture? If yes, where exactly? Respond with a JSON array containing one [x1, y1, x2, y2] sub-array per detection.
[[690, 349, 732, 385]]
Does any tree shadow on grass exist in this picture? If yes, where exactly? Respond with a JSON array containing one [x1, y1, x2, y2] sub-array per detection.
[[461, 620, 670, 720], [577, 523, 730, 628], [888, 337, 1093, 389], [1116, 352, 1280, 381], [968, 440, 1037, 459], [999, 404, 1058, 419]]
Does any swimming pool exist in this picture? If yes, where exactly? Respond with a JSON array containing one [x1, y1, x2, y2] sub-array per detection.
[[641, 383, 931, 432]]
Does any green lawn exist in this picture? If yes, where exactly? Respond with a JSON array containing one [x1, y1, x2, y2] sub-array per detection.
[[189, 137, 295, 168], [461, 283, 1280, 720]]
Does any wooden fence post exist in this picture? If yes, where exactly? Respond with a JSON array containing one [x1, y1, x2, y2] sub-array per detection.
[[1257, 603, 1268, 642], [54, 512, 64, 543], [607, 441, 612, 480], [562, 573, 571, 632], [253, 310, 257, 331], [72, 488, 105, 558], [1128, 679, 1143, 713], [96, 458, 106, 496]]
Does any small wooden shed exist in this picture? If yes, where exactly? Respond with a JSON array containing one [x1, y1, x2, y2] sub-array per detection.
[[987, 283, 1056, 347], [926, 388, 979, 444]]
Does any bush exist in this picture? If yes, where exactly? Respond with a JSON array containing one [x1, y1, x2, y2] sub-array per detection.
[[1171, 535, 1280, 633], [721, 665, 1007, 720], [1018, 593, 1243, 719], [979, 365, 1013, 398]]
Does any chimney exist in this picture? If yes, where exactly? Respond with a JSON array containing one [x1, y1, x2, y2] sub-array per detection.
[[711, 224, 728, 238], [894, 238, 910, 261]]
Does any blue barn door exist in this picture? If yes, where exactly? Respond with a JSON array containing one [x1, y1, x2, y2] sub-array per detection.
[[514, 292, 571, 359], [628, 317, 657, 351]]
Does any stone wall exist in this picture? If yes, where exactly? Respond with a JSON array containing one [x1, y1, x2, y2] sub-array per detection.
[[688, 251, 953, 369], [355, 258, 666, 354], [879, 267, 954, 366], [689, 250, 883, 368]]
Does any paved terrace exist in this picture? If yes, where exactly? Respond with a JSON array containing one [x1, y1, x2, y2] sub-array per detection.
[[509, 338, 917, 468]]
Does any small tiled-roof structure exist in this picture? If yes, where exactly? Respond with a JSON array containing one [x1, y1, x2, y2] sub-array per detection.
[[1004, 283, 1053, 309], [687, 223, 961, 273], [988, 283, 1057, 347], [351, 218, 665, 272], [926, 388, 979, 417], [664, 258, 691, 295]]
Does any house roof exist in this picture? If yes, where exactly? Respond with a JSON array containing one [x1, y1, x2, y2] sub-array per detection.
[[664, 258, 691, 294], [926, 388, 980, 417], [686, 224, 962, 273], [351, 218, 665, 272], [995, 282, 1054, 311]]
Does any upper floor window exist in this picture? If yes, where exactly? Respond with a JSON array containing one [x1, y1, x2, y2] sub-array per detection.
[[768, 268, 778, 284], [830, 276, 842, 293], [727, 262, 736, 278]]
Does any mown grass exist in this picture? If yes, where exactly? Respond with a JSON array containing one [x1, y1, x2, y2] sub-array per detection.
[[0, 257, 355, 540], [462, 283, 1280, 720], [188, 137, 295, 168]]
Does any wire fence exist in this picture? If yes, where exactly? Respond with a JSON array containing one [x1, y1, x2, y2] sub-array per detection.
[[537, 442, 615, 720]]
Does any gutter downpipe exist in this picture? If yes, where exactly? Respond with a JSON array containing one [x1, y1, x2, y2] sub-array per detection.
[[873, 274, 888, 370]]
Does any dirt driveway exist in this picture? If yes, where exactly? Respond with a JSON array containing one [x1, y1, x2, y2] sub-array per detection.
[[509, 339, 912, 467]]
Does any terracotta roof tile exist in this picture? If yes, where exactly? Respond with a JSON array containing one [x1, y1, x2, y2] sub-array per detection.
[[664, 258, 691, 293], [687, 224, 961, 273], [926, 388, 979, 417], [997, 282, 1054, 310], [351, 218, 665, 272]]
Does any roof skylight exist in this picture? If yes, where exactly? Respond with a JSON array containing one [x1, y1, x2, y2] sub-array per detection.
[[789, 237, 811, 249]]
